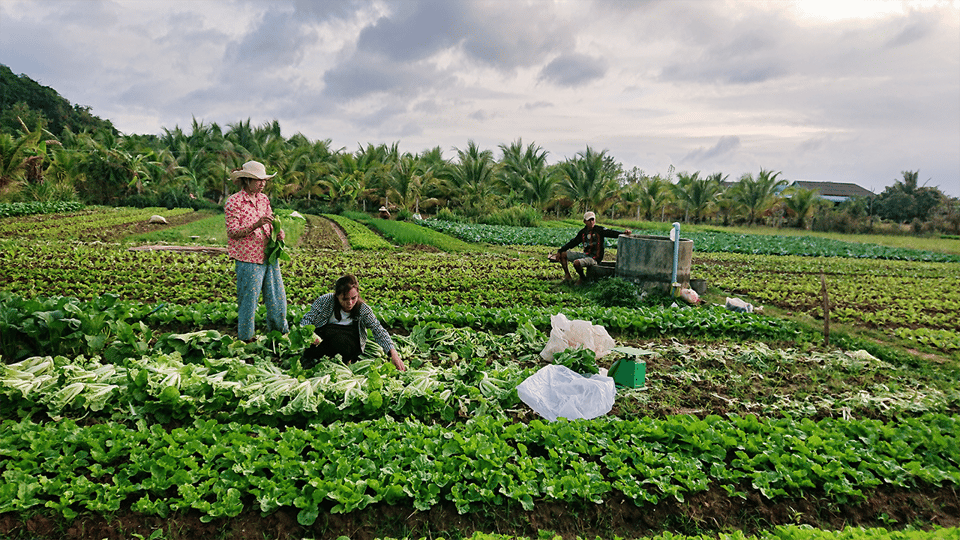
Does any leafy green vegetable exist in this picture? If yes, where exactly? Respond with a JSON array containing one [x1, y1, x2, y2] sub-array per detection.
[[551, 347, 599, 375], [265, 216, 290, 265]]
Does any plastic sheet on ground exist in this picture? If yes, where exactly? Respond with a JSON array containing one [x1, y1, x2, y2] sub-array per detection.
[[516, 364, 616, 422]]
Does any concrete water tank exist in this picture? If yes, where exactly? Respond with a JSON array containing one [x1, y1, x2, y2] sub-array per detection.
[[615, 234, 693, 291]]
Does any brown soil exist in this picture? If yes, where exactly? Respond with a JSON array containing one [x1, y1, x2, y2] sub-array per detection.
[[128, 244, 228, 254], [86, 211, 212, 241], [1, 484, 955, 540], [297, 214, 349, 251]]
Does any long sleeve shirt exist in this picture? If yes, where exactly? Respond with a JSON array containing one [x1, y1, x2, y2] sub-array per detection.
[[559, 224, 623, 263], [300, 293, 396, 354], [224, 190, 283, 264]]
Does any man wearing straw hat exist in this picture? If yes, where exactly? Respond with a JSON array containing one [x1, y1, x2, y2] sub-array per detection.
[[225, 160, 289, 342]]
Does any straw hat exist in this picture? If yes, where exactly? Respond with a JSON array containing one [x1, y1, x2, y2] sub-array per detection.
[[230, 160, 276, 183]]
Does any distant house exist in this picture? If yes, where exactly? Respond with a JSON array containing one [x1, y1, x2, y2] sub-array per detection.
[[784, 181, 875, 203]]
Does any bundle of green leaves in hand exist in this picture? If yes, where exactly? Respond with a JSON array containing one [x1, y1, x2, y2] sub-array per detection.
[[266, 215, 290, 264]]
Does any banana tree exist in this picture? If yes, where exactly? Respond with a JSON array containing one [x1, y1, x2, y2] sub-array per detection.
[[0, 133, 31, 191]]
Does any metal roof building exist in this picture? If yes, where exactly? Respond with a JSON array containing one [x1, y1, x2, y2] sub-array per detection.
[[785, 181, 875, 203]]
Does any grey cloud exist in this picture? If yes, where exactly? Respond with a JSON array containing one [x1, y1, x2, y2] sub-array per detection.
[[355, 0, 465, 62], [884, 9, 936, 48], [45, 0, 119, 27], [395, 121, 424, 139], [412, 99, 440, 114], [654, 4, 797, 85], [290, 0, 364, 22], [538, 53, 607, 87], [0, 1, 118, 93], [223, 9, 318, 72], [469, 109, 490, 121], [681, 135, 741, 164], [354, 101, 408, 129], [349, 0, 574, 70], [659, 32, 788, 85], [318, 0, 578, 103], [524, 101, 553, 110], [318, 0, 469, 102], [796, 135, 830, 154], [459, 6, 572, 70], [322, 52, 452, 100]]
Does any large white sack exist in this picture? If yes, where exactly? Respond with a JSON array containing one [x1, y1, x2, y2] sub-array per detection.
[[516, 364, 616, 422]]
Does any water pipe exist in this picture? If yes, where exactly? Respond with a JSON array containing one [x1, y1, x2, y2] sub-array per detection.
[[670, 222, 681, 285]]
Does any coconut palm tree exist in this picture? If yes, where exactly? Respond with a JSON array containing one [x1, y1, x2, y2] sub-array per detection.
[[170, 139, 219, 201], [496, 138, 550, 207], [352, 143, 399, 209], [782, 186, 818, 229], [672, 171, 724, 224], [636, 175, 673, 222], [385, 153, 444, 215], [319, 171, 363, 208], [730, 168, 787, 226], [446, 140, 496, 216], [415, 146, 451, 212], [558, 146, 618, 215], [268, 135, 332, 202]]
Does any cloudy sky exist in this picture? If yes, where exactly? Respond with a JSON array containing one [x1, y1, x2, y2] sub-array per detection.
[[2, 0, 959, 197]]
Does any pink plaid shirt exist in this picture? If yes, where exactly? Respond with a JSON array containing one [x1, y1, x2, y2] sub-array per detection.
[[224, 190, 283, 264]]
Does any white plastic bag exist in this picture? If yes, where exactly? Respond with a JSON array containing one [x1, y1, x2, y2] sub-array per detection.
[[725, 297, 754, 313], [516, 364, 616, 422], [539, 313, 615, 362]]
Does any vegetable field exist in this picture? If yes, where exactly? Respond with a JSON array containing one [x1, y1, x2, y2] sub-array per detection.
[[0, 207, 958, 540]]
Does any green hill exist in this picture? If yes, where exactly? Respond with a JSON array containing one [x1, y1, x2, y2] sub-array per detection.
[[0, 63, 117, 137]]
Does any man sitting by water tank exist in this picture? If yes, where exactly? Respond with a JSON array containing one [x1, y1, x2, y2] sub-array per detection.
[[552, 211, 630, 285]]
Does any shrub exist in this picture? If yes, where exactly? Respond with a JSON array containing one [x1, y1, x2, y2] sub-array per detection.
[[479, 205, 541, 227]]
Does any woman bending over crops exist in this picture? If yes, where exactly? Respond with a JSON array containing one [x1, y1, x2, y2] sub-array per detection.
[[225, 160, 289, 342], [299, 274, 406, 371]]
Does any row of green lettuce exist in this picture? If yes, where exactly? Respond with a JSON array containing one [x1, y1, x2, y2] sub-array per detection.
[[2, 413, 956, 525], [413, 219, 960, 263], [0, 201, 85, 218], [0, 292, 800, 363], [0, 319, 539, 426], [6, 327, 958, 429], [0, 206, 195, 239]]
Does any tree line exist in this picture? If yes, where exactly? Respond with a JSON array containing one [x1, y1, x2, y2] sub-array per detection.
[[2, 64, 957, 234]]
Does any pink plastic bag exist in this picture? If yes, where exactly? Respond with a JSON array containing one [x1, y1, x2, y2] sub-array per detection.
[[679, 288, 700, 305]]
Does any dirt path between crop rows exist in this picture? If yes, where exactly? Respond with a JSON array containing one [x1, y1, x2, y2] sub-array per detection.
[[296, 214, 349, 251]]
